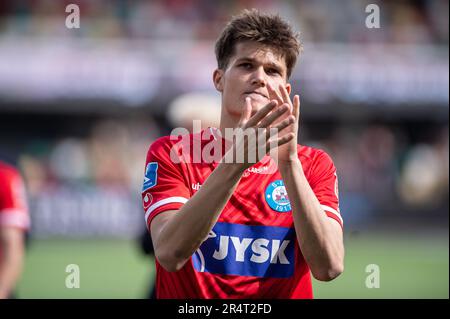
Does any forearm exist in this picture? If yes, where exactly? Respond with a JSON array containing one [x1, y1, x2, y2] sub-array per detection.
[[279, 159, 344, 281], [156, 162, 244, 265], [0, 232, 24, 299]]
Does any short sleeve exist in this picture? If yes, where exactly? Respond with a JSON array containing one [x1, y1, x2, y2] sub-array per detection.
[[142, 138, 191, 230], [0, 167, 30, 230], [308, 150, 343, 228]]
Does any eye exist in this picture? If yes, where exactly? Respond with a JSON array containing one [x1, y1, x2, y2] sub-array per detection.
[[267, 68, 280, 75], [239, 63, 252, 69]]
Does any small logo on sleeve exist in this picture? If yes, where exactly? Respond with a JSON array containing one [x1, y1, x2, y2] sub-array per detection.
[[142, 162, 158, 192], [265, 180, 291, 212], [142, 191, 153, 210]]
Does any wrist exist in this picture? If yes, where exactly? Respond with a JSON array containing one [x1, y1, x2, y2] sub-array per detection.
[[278, 157, 303, 173], [216, 161, 246, 180]]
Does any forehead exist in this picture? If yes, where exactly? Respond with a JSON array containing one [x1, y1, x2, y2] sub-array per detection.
[[230, 41, 286, 69]]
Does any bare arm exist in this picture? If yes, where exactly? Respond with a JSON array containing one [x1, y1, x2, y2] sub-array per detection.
[[267, 83, 344, 281], [279, 160, 344, 281], [0, 227, 25, 299]]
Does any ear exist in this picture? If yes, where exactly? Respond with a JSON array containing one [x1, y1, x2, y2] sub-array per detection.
[[285, 83, 291, 95], [213, 69, 224, 92]]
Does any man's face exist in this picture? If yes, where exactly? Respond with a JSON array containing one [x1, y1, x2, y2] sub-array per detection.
[[214, 41, 291, 123]]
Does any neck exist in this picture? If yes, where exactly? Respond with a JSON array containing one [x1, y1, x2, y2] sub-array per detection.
[[219, 108, 239, 138]]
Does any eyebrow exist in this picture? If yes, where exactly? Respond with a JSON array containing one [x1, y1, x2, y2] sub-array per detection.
[[235, 57, 284, 73]]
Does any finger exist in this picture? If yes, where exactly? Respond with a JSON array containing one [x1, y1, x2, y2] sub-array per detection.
[[293, 95, 300, 122], [246, 100, 277, 127], [264, 115, 294, 141], [277, 132, 295, 146], [258, 103, 290, 128], [267, 82, 284, 105], [273, 115, 295, 132], [266, 133, 295, 153], [239, 97, 252, 127], [279, 84, 293, 111]]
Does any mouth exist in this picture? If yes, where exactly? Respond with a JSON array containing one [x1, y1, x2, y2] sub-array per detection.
[[244, 91, 269, 100]]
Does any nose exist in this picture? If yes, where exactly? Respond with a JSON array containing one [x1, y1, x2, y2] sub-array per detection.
[[250, 66, 267, 87]]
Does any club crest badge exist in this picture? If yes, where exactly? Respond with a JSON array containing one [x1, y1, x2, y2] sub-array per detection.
[[265, 180, 291, 212]]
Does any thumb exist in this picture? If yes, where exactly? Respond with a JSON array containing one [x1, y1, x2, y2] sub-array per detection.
[[239, 97, 252, 127], [293, 95, 300, 123]]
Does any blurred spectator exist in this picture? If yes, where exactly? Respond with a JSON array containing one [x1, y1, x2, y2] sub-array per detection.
[[398, 126, 449, 208], [0, 0, 447, 44], [167, 92, 221, 133]]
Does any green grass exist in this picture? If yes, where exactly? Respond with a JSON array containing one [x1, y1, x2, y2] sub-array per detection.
[[16, 232, 448, 299], [313, 232, 449, 298], [16, 238, 154, 299]]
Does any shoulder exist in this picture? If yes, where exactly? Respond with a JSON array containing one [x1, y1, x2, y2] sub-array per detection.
[[145, 131, 203, 167], [297, 144, 336, 184], [0, 162, 21, 184], [297, 144, 335, 168], [148, 135, 178, 151], [147, 130, 201, 151], [145, 135, 178, 166], [297, 145, 338, 190]]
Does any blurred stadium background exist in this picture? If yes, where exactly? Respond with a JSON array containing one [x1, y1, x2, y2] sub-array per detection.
[[0, 0, 448, 298]]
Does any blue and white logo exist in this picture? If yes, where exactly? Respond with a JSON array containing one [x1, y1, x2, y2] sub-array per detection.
[[192, 223, 295, 278], [265, 180, 291, 212], [142, 162, 158, 192]]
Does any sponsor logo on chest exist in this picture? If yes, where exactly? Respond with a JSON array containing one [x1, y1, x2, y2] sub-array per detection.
[[192, 222, 295, 278], [191, 182, 202, 191]]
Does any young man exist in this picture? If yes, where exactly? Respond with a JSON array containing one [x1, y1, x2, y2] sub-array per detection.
[[0, 160, 30, 299], [142, 9, 344, 298]]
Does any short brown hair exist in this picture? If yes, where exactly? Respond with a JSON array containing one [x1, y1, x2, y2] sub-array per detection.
[[214, 9, 302, 79]]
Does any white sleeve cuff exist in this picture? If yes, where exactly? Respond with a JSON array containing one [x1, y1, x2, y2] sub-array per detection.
[[321, 205, 343, 226], [144, 196, 189, 223]]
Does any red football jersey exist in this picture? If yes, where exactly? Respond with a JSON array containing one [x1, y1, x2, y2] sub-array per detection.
[[142, 128, 342, 299], [0, 162, 30, 231]]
